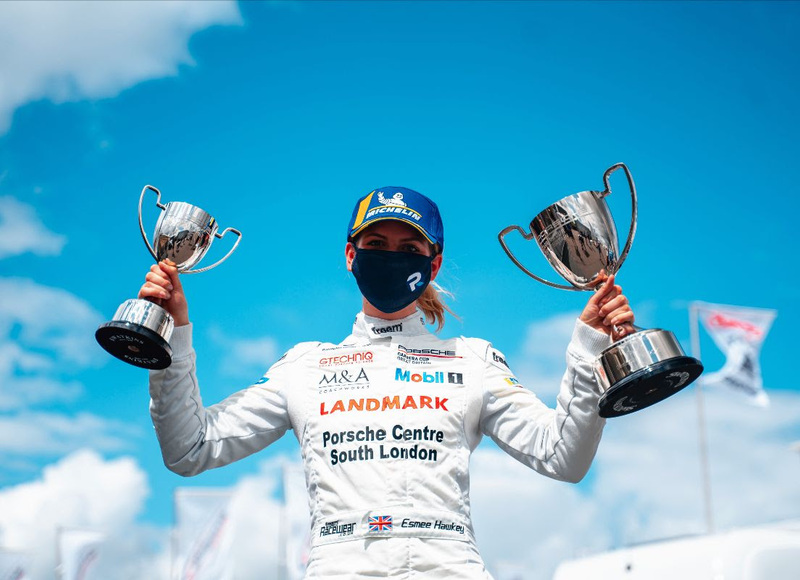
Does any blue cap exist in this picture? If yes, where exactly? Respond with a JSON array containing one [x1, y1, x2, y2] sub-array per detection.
[[347, 187, 444, 251]]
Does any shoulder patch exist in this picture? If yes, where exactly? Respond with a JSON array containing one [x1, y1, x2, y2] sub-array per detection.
[[489, 348, 510, 370]]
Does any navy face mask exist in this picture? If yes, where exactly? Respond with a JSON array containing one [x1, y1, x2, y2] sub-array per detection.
[[351, 248, 434, 314]]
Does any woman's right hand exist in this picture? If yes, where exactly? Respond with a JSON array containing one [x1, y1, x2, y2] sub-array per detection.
[[138, 260, 190, 327]]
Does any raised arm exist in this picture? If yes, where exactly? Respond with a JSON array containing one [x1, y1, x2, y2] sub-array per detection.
[[148, 325, 295, 476], [478, 321, 610, 483], [479, 276, 632, 482], [142, 261, 294, 476]]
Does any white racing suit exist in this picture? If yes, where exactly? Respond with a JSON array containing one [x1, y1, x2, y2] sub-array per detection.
[[149, 310, 611, 579]]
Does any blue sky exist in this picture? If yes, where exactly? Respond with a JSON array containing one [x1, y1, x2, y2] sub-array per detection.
[[1, 2, 799, 578]]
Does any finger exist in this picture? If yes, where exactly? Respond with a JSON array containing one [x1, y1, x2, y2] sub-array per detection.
[[145, 270, 173, 290], [159, 260, 183, 290], [146, 282, 171, 300], [608, 310, 635, 328], [589, 274, 616, 305], [598, 289, 624, 312], [139, 282, 171, 301], [598, 293, 627, 317]]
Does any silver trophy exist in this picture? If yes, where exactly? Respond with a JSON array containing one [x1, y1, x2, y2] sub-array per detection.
[[96, 185, 241, 369], [498, 163, 702, 417]]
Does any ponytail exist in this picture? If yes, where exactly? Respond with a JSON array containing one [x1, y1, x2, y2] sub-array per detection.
[[417, 281, 457, 332]]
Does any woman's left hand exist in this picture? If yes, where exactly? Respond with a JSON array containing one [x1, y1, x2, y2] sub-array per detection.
[[579, 273, 635, 341]]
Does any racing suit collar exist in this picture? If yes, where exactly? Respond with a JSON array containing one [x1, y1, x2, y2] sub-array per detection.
[[352, 310, 430, 341]]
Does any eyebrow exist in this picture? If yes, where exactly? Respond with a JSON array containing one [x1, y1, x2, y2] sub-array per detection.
[[363, 232, 426, 243]]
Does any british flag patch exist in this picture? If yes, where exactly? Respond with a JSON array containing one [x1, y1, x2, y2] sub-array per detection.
[[368, 515, 393, 532]]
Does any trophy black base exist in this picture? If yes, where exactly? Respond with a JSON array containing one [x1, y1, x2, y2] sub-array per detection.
[[96, 320, 173, 370], [598, 356, 704, 418]]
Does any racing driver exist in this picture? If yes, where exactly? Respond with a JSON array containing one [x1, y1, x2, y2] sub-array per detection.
[[143, 186, 635, 578]]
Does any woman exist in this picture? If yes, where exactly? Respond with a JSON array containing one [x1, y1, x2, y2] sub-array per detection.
[[143, 186, 634, 579]]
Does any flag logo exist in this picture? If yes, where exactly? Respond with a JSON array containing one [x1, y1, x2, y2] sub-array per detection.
[[368, 515, 393, 533]]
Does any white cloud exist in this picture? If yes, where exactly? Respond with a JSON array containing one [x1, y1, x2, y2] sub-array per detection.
[[0, 1, 242, 133], [227, 458, 288, 578], [0, 411, 139, 457], [0, 277, 143, 482], [470, 447, 609, 579], [0, 197, 66, 259], [593, 389, 800, 541], [0, 376, 83, 411], [0, 277, 104, 369], [208, 326, 280, 379], [0, 277, 119, 459], [467, 388, 800, 579], [514, 311, 581, 399], [0, 449, 158, 580], [3, 384, 799, 580], [0, 451, 289, 580]]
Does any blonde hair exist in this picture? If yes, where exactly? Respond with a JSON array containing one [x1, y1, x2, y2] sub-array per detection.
[[417, 281, 457, 332]]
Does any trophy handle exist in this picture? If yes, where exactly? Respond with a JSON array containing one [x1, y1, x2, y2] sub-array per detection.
[[498, 225, 583, 291], [599, 163, 638, 275], [182, 227, 242, 274], [138, 184, 166, 263]]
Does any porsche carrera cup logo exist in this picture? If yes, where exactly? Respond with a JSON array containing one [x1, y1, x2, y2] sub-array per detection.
[[396, 344, 461, 365]]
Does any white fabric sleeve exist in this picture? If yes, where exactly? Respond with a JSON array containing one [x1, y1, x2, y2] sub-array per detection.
[[479, 319, 610, 483], [148, 324, 302, 477]]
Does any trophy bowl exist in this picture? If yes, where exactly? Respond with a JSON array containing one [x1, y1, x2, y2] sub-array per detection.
[[95, 185, 241, 369], [499, 163, 703, 418]]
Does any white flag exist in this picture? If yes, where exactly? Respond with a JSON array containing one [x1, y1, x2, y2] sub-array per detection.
[[173, 489, 234, 580], [282, 463, 311, 580], [0, 549, 31, 580], [57, 528, 105, 580], [694, 302, 776, 406]]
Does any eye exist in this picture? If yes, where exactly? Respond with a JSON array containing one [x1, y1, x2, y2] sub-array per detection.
[[364, 238, 386, 248], [401, 243, 421, 253]]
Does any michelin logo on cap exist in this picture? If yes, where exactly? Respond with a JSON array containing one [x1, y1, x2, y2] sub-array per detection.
[[378, 192, 407, 207], [347, 186, 445, 251]]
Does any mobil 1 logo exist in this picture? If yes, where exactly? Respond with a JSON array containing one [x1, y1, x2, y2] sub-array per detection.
[[394, 369, 463, 385]]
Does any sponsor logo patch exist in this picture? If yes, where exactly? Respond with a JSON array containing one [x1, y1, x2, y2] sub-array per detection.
[[397, 345, 460, 358], [377, 191, 406, 207], [372, 323, 402, 335], [319, 351, 373, 367], [394, 368, 463, 385], [320, 520, 356, 538], [318, 368, 370, 393], [396, 344, 462, 365], [365, 204, 422, 222], [492, 350, 509, 367], [319, 394, 449, 415]]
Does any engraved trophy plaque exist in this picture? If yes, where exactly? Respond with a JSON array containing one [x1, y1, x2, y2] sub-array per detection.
[[498, 163, 703, 417], [96, 185, 241, 369]]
